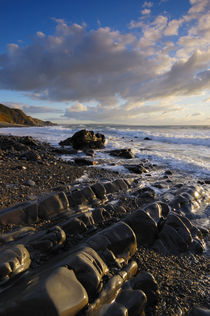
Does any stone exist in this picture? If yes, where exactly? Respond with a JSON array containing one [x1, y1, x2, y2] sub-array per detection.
[[144, 137, 152, 140], [67, 186, 96, 207], [24, 179, 36, 187], [38, 192, 69, 219], [190, 307, 210, 315], [20, 150, 41, 161], [0, 201, 38, 225], [104, 182, 118, 194], [125, 164, 149, 174], [109, 149, 134, 159], [74, 157, 94, 166], [91, 183, 107, 200], [124, 209, 158, 246], [3, 267, 88, 316], [87, 221, 137, 261], [144, 202, 162, 222], [0, 244, 31, 284], [137, 187, 156, 202], [67, 246, 109, 297], [31, 226, 66, 252], [113, 179, 129, 191], [100, 302, 128, 316], [128, 271, 159, 306], [116, 289, 147, 316], [61, 217, 87, 235], [92, 208, 110, 224], [59, 129, 105, 149]]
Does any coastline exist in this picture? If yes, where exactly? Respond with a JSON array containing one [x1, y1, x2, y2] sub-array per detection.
[[0, 133, 209, 315]]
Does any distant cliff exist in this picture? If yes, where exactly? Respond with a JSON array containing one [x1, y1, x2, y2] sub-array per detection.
[[0, 103, 55, 126]]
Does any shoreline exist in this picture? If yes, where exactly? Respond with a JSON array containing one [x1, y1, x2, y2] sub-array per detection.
[[0, 133, 209, 315]]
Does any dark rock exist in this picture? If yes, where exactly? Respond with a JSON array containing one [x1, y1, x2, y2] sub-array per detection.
[[113, 179, 129, 191], [59, 129, 105, 149], [116, 289, 147, 316], [83, 148, 95, 156], [109, 149, 134, 159], [53, 147, 78, 155], [104, 182, 118, 194], [31, 226, 66, 252], [125, 164, 149, 174], [67, 186, 96, 207], [124, 209, 158, 247], [38, 192, 69, 219], [67, 246, 108, 297], [61, 217, 87, 234], [2, 267, 88, 316], [91, 183, 107, 200], [24, 179, 36, 187], [126, 271, 159, 306], [20, 150, 41, 161], [165, 170, 172, 175], [100, 302, 128, 316], [0, 244, 31, 284], [87, 221, 137, 261], [144, 202, 162, 222], [190, 307, 210, 315], [137, 187, 156, 202], [144, 137, 152, 140], [0, 201, 38, 225], [74, 157, 94, 165]]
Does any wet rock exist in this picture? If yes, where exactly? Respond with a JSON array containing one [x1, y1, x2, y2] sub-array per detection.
[[104, 181, 118, 194], [59, 129, 105, 149], [100, 302, 128, 316], [113, 179, 129, 191], [30, 226, 66, 252], [116, 289, 147, 316], [144, 202, 162, 222], [124, 209, 158, 247], [67, 186, 96, 207], [87, 222, 137, 261], [20, 150, 41, 161], [83, 148, 95, 156], [53, 147, 78, 155], [24, 179, 36, 187], [190, 307, 210, 315], [92, 208, 110, 224], [126, 271, 159, 306], [0, 244, 31, 283], [61, 217, 87, 234], [74, 157, 94, 166], [67, 246, 108, 297], [38, 192, 69, 219], [109, 149, 134, 159], [137, 186, 156, 202], [91, 183, 107, 200], [144, 137, 152, 140], [2, 267, 88, 316], [125, 164, 149, 174], [0, 201, 38, 225]]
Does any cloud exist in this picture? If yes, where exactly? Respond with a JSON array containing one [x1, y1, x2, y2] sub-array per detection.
[[141, 9, 151, 15], [0, 2, 210, 123], [5, 102, 62, 114], [142, 1, 153, 8]]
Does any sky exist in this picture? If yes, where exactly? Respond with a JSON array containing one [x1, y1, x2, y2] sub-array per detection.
[[0, 0, 210, 125]]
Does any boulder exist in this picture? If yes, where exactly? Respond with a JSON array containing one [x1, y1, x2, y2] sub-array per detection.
[[59, 129, 105, 149], [38, 192, 69, 219], [2, 267, 88, 316], [109, 149, 134, 159], [0, 244, 31, 283], [124, 209, 157, 246], [116, 289, 147, 316]]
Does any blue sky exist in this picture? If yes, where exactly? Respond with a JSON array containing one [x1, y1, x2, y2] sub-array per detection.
[[0, 0, 210, 124]]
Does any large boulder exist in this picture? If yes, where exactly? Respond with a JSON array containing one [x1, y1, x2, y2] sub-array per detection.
[[59, 129, 105, 149]]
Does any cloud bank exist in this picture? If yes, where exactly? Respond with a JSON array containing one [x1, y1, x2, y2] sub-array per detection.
[[0, 0, 209, 122]]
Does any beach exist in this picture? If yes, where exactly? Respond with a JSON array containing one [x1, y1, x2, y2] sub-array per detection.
[[0, 127, 209, 315]]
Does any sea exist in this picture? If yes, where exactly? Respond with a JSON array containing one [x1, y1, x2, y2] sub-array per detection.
[[0, 124, 209, 179]]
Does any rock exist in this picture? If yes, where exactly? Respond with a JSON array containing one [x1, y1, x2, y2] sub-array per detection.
[[24, 179, 36, 187], [104, 181, 118, 194], [74, 157, 94, 166], [38, 192, 69, 219], [67, 186, 96, 207], [83, 148, 95, 156], [165, 170, 172, 175], [100, 302, 128, 316], [137, 187, 156, 202], [144, 202, 162, 222], [0, 244, 31, 283], [3, 267, 88, 316], [109, 149, 134, 159], [91, 183, 107, 200], [125, 164, 149, 174], [61, 217, 87, 234], [0, 201, 38, 225], [126, 271, 159, 306], [87, 221, 137, 261], [144, 137, 152, 140], [124, 209, 157, 247], [190, 307, 210, 315], [20, 150, 41, 161], [67, 246, 108, 297], [59, 129, 105, 149], [116, 289, 147, 316]]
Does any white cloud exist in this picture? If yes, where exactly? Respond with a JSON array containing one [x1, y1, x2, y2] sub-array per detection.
[[0, 4, 210, 123], [142, 1, 153, 8], [141, 9, 151, 15], [5, 102, 62, 114]]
